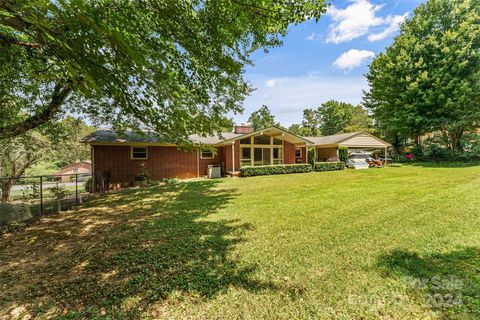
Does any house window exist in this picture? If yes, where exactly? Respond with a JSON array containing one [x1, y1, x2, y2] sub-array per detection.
[[201, 149, 215, 159], [295, 148, 302, 159], [240, 137, 251, 145], [273, 137, 283, 145], [131, 147, 148, 160], [253, 135, 270, 145], [240, 147, 251, 167], [273, 147, 283, 165], [239, 134, 283, 167]]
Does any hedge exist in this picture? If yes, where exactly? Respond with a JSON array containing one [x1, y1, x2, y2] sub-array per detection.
[[239, 164, 312, 177], [313, 161, 346, 171]]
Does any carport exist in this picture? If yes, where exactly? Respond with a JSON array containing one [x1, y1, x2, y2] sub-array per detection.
[[305, 131, 391, 162]]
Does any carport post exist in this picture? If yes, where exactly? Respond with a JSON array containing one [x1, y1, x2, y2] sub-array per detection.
[[384, 147, 388, 166]]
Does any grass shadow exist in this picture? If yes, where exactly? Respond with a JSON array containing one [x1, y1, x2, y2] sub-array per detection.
[[377, 248, 480, 319], [0, 180, 282, 319]]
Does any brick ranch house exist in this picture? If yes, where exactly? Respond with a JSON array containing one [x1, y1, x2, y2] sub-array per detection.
[[81, 125, 390, 188]]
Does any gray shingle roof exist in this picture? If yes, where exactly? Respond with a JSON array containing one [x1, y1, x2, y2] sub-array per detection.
[[81, 130, 243, 145], [302, 132, 361, 146], [82, 129, 388, 147]]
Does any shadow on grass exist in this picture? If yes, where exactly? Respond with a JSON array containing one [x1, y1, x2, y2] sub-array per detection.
[[0, 180, 284, 319], [377, 248, 480, 319]]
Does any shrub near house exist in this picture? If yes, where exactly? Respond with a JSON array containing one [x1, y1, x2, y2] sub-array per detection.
[[239, 164, 312, 177], [313, 162, 346, 172], [239, 162, 346, 177]]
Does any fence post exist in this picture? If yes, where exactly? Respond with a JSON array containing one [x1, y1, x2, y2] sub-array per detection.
[[40, 176, 43, 215], [75, 174, 79, 204]]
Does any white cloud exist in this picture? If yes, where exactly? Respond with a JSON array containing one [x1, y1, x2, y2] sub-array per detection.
[[236, 74, 369, 126], [326, 0, 384, 44], [306, 32, 322, 41], [265, 78, 285, 88], [326, 0, 408, 44], [333, 49, 375, 70], [368, 13, 408, 41]]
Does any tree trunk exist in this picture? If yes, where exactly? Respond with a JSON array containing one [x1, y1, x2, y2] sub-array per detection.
[[448, 127, 464, 151], [0, 180, 13, 203]]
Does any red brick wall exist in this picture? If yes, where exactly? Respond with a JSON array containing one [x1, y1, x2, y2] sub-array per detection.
[[283, 141, 296, 164], [234, 125, 254, 134], [224, 141, 240, 172], [93, 145, 225, 187]]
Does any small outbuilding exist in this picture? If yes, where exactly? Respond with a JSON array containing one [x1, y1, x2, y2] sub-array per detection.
[[53, 160, 92, 182]]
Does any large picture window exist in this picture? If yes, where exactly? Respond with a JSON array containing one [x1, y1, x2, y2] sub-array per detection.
[[239, 135, 283, 167], [253, 135, 271, 145]]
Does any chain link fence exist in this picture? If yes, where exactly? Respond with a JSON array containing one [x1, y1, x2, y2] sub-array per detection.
[[0, 173, 94, 226]]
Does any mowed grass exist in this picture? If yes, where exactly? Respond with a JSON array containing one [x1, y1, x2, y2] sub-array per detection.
[[1, 164, 480, 319]]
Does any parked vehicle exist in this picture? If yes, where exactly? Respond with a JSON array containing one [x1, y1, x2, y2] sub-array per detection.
[[347, 151, 372, 169]]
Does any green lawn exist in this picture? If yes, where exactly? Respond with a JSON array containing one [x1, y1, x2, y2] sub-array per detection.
[[1, 164, 480, 319]]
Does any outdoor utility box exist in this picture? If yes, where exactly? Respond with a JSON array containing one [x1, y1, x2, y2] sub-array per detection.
[[207, 165, 221, 179]]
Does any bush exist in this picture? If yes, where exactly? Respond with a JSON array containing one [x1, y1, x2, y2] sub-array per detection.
[[338, 147, 348, 163], [84, 177, 93, 193], [307, 147, 316, 167], [313, 161, 345, 172], [239, 164, 312, 177]]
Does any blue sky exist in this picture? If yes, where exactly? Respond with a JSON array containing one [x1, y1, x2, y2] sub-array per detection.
[[233, 0, 425, 127]]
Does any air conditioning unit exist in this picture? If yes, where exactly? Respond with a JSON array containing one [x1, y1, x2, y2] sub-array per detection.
[[207, 165, 221, 179]]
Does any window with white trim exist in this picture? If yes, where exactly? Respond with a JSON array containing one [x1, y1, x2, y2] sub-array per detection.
[[295, 147, 302, 159], [200, 149, 215, 159], [131, 147, 148, 160]]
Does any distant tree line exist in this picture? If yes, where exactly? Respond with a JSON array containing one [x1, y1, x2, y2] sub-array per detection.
[[246, 101, 373, 136]]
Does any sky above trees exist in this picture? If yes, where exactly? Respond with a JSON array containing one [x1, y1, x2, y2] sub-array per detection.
[[236, 0, 426, 126]]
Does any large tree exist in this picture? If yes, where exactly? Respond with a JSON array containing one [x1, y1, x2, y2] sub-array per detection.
[[317, 100, 355, 135], [364, 0, 480, 150], [301, 108, 322, 136], [0, 0, 327, 144], [287, 123, 312, 136], [247, 105, 278, 131], [0, 112, 93, 202], [49, 116, 95, 167], [344, 106, 373, 133], [290, 102, 371, 136], [0, 132, 51, 202]]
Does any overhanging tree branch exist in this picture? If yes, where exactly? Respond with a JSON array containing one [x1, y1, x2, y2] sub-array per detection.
[[0, 81, 75, 140], [0, 33, 41, 49]]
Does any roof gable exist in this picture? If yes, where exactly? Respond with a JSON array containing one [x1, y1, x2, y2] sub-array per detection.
[[304, 131, 391, 147], [220, 126, 314, 146]]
